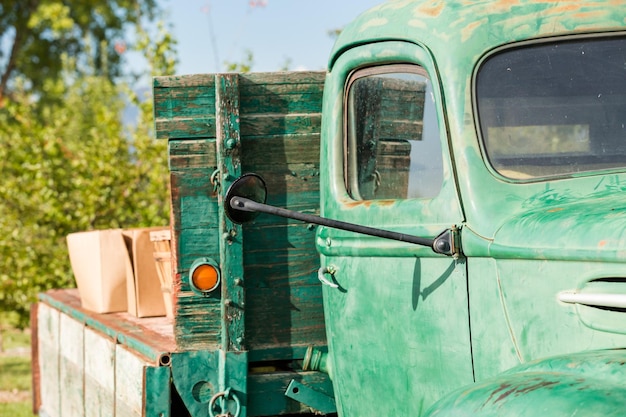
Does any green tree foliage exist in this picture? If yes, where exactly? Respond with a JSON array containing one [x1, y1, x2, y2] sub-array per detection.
[[0, 0, 158, 101], [0, 11, 177, 327]]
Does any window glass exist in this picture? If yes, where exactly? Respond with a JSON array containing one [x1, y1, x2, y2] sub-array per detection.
[[477, 36, 626, 179], [345, 66, 443, 200]]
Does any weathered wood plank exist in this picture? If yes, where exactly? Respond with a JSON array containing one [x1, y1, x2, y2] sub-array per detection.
[[153, 77, 216, 139], [153, 85, 215, 112], [115, 345, 146, 417], [38, 303, 60, 417], [84, 328, 115, 417], [240, 93, 323, 115], [239, 71, 325, 87], [39, 290, 175, 363], [216, 73, 246, 355], [246, 285, 326, 354], [154, 98, 215, 121], [241, 136, 320, 166], [143, 366, 171, 417], [174, 292, 221, 350], [240, 114, 321, 137], [154, 73, 215, 88], [155, 118, 216, 140], [165, 71, 327, 354], [59, 313, 85, 417], [169, 139, 218, 170]]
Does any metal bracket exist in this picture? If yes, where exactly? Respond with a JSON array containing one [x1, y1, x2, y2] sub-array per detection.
[[284, 379, 336, 414]]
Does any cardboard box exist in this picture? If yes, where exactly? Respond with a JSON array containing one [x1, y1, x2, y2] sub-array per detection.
[[122, 227, 168, 318], [66, 229, 129, 313], [150, 229, 173, 318]]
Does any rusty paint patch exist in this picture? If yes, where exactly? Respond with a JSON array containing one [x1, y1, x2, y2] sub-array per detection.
[[417, 0, 445, 17], [484, 382, 512, 404], [30, 304, 41, 415], [514, 379, 559, 396], [344, 199, 397, 209], [573, 10, 609, 20], [461, 20, 485, 42], [547, 207, 564, 213], [598, 240, 608, 248], [484, 378, 560, 406], [495, 0, 521, 6]]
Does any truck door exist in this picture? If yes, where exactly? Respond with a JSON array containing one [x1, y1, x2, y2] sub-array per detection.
[[317, 42, 472, 416]]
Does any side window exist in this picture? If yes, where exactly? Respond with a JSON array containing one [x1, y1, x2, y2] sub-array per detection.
[[345, 65, 443, 201]]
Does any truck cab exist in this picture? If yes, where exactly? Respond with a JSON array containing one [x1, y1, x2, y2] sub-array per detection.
[[316, 1, 626, 416]]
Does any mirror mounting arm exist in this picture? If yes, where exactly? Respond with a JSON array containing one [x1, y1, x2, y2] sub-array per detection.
[[229, 196, 461, 257]]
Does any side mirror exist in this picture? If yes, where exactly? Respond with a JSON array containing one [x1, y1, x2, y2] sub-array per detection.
[[225, 173, 459, 257], [224, 172, 267, 224]]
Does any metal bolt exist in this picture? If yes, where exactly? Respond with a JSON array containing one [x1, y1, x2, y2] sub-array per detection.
[[224, 299, 232, 306], [225, 138, 237, 149], [234, 278, 243, 286], [326, 237, 332, 247]]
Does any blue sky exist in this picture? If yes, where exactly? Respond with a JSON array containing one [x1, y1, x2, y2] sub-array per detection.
[[164, 0, 383, 75]]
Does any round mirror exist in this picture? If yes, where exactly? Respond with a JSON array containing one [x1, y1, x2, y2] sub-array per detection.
[[224, 173, 268, 224]]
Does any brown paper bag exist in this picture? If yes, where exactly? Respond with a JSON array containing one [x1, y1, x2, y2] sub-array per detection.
[[66, 229, 129, 313], [122, 227, 168, 317]]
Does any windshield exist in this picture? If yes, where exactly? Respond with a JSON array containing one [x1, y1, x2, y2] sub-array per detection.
[[476, 36, 626, 180]]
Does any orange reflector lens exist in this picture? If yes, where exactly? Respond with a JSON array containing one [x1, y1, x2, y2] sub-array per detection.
[[191, 264, 220, 292]]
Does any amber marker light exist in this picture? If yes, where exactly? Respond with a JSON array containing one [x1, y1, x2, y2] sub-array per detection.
[[189, 258, 221, 295]]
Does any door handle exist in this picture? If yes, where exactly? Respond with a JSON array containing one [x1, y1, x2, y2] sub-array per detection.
[[558, 291, 626, 309]]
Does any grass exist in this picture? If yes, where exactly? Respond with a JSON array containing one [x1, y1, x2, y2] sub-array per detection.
[[0, 322, 35, 417], [1, 329, 30, 352], [0, 356, 31, 391], [0, 402, 35, 417]]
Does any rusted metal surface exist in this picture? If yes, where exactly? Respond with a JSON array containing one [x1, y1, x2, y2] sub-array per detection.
[[30, 303, 41, 415]]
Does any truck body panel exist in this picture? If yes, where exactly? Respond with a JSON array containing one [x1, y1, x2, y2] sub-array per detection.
[[315, 1, 626, 416]]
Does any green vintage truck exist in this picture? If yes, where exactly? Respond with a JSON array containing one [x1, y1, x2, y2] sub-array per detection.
[[33, 1, 626, 416]]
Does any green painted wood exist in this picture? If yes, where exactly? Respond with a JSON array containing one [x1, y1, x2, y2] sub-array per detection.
[[245, 286, 326, 354], [170, 350, 333, 416], [155, 118, 215, 140], [173, 292, 221, 351], [240, 115, 321, 138], [143, 366, 172, 417], [169, 139, 218, 171], [38, 303, 61, 417], [163, 72, 327, 358], [214, 73, 249, 417], [170, 350, 221, 417], [215, 73, 245, 354], [154, 74, 217, 140], [59, 313, 85, 417], [84, 327, 116, 417]]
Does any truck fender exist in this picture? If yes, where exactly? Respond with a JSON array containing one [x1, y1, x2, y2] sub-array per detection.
[[424, 349, 626, 417]]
